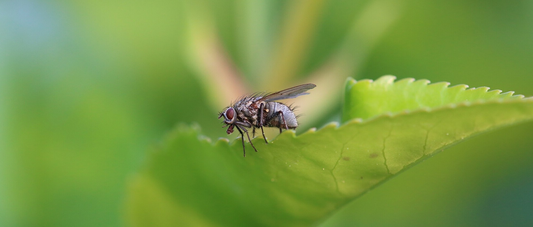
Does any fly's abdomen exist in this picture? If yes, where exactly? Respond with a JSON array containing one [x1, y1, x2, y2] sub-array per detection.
[[266, 102, 298, 129]]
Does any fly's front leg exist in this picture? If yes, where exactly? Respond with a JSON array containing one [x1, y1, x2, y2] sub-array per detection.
[[259, 103, 268, 144], [235, 122, 258, 156], [235, 125, 247, 157]]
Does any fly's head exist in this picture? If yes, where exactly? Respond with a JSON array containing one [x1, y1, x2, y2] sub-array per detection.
[[218, 107, 236, 134]]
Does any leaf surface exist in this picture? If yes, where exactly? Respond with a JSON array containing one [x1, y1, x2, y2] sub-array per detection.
[[126, 76, 533, 226]]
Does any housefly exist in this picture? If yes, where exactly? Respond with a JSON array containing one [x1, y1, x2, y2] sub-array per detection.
[[218, 83, 316, 157]]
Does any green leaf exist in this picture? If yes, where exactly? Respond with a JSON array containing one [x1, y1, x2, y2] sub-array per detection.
[[342, 76, 523, 121], [126, 76, 533, 226]]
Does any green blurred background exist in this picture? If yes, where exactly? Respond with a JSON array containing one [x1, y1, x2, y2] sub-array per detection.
[[2, 0, 533, 226]]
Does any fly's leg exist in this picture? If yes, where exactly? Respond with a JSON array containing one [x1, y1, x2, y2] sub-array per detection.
[[273, 111, 289, 134], [235, 125, 257, 157], [260, 127, 267, 144], [272, 111, 289, 134], [252, 127, 256, 137], [259, 103, 268, 144], [235, 125, 246, 157], [243, 126, 258, 153]]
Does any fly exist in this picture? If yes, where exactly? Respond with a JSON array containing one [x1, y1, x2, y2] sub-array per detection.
[[218, 83, 316, 157]]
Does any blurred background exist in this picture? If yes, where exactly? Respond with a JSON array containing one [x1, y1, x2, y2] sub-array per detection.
[[2, 0, 533, 226]]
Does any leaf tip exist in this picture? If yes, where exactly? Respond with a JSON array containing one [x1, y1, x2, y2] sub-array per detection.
[[322, 121, 340, 129], [273, 129, 297, 141], [305, 127, 317, 133], [340, 118, 363, 128], [397, 77, 416, 84], [428, 81, 451, 89], [413, 78, 431, 86], [215, 137, 230, 144], [472, 86, 491, 92], [375, 75, 397, 85], [450, 84, 469, 90], [198, 135, 212, 143]]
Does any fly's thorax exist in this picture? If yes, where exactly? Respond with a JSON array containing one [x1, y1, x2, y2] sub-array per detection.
[[233, 97, 261, 126], [265, 102, 298, 129]]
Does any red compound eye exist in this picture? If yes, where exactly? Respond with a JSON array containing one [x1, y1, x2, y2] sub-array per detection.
[[225, 107, 235, 120]]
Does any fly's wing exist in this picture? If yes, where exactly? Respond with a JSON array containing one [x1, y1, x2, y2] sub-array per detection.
[[260, 83, 316, 102]]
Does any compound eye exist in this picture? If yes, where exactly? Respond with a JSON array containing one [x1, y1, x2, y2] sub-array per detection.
[[225, 107, 235, 120]]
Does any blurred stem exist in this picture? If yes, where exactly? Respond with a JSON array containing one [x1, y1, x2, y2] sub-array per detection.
[[294, 0, 402, 129], [342, 0, 402, 72], [183, 0, 249, 110], [263, 0, 327, 89], [242, 1, 271, 85]]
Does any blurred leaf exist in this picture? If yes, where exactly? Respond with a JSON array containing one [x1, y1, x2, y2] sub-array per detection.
[[126, 76, 533, 226]]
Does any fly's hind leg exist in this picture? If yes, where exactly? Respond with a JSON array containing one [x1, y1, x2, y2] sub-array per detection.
[[274, 110, 289, 134]]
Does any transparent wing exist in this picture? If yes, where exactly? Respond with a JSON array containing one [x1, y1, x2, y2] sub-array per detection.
[[260, 83, 316, 102]]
